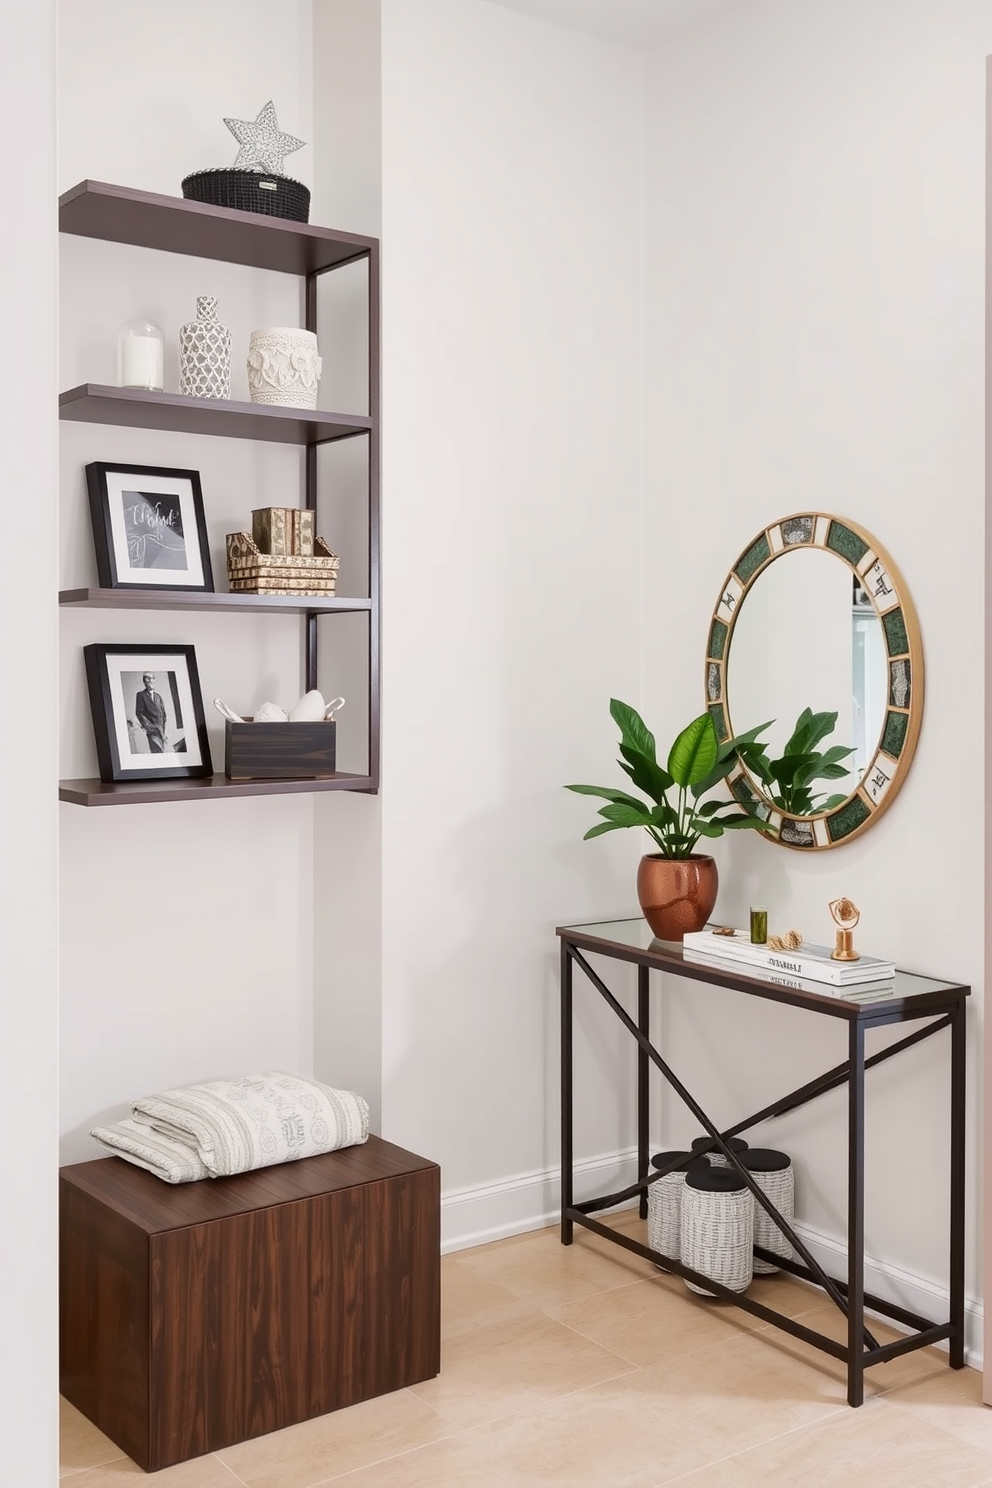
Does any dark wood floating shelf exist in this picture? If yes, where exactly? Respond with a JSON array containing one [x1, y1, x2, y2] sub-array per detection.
[[59, 773, 374, 807], [59, 588, 372, 615], [59, 179, 376, 276], [59, 385, 371, 446]]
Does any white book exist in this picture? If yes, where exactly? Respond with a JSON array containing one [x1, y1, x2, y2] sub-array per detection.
[[683, 948, 896, 1002], [682, 927, 895, 986]]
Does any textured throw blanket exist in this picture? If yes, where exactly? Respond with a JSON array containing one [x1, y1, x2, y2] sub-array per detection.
[[91, 1072, 369, 1184]]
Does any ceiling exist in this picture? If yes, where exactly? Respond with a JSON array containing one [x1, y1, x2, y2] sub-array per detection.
[[487, 0, 747, 50]]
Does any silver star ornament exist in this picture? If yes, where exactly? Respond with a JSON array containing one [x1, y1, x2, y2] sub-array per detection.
[[224, 101, 306, 175]]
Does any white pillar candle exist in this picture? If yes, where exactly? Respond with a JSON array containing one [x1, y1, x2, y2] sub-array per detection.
[[121, 335, 164, 390], [117, 320, 165, 391]]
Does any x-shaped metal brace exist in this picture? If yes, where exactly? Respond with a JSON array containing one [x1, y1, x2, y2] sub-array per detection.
[[565, 945, 952, 1354]]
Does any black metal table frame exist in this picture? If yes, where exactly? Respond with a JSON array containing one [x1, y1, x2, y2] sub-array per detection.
[[558, 924, 968, 1407]]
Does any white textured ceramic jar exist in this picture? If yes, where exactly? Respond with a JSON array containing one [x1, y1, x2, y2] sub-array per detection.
[[247, 327, 322, 409]]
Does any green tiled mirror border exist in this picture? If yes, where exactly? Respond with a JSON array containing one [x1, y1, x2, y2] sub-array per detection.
[[705, 512, 924, 852]]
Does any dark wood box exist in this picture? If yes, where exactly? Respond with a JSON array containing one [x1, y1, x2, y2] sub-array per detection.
[[225, 718, 336, 779], [60, 1137, 440, 1471]]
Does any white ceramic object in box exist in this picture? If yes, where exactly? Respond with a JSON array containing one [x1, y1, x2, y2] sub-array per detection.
[[247, 326, 322, 409]]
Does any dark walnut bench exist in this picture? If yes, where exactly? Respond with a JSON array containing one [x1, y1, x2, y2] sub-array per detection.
[[60, 1135, 440, 1472]]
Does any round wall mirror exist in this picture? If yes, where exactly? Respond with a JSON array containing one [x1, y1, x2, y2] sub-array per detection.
[[704, 514, 923, 850]]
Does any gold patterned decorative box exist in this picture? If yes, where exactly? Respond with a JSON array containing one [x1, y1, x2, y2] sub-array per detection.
[[226, 530, 339, 596]]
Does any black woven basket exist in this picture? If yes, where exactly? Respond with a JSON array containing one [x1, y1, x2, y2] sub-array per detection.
[[181, 168, 310, 223]]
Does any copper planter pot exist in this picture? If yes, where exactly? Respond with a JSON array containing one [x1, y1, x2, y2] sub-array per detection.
[[636, 853, 718, 941]]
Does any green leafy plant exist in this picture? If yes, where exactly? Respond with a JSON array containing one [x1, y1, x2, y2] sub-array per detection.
[[566, 700, 771, 860], [721, 707, 855, 816]]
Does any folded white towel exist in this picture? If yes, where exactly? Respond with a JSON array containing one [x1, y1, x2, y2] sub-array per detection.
[[89, 1115, 211, 1184], [91, 1071, 369, 1183]]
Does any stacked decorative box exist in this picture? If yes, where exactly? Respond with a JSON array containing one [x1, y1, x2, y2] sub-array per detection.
[[226, 507, 339, 596]]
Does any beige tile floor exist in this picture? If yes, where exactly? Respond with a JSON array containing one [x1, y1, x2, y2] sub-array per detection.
[[60, 1212, 992, 1487]]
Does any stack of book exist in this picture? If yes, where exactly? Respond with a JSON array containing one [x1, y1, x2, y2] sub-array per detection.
[[682, 927, 895, 996]]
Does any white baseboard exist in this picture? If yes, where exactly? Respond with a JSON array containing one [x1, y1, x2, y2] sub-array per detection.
[[790, 1218, 983, 1369], [441, 1153, 983, 1368], [441, 1146, 640, 1252]]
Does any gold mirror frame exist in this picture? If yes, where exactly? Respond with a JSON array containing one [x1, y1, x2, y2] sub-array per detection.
[[705, 514, 923, 851]]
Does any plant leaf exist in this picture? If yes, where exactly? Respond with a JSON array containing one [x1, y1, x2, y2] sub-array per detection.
[[709, 812, 770, 830], [649, 800, 679, 829], [768, 751, 820, 785], [565, 783, 649, 812], [718, 720, 774, 760], [598, 802, 653, 827], [690, 756, 736, 798], [693, 821, 723, 838], [582, 821, 624, 840], [817, 744, 857, 767], [619, 744, 674, 803], [609, 699, 657, 762], [668, 713, 719, 788], [785, 708, 838, 756], [820, 793, 850, 810]]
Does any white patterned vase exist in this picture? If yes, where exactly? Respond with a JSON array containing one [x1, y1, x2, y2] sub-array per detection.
[[247, 327, 322, 409], [179, 296, 232, 400]]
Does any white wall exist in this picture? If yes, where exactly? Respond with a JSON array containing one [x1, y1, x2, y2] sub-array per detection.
[[58, 0, 319, 1162], [378, 0, 645, 1229], [1, 4, 59, 1480], [643, 0, 989, 1341]]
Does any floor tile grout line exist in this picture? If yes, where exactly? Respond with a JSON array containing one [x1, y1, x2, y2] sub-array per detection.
[[405, 1357, 640, 1440], [58, 1452, 129, 1479], [287, 1429, 498, 1488], [212, 1456, 254, 1488]]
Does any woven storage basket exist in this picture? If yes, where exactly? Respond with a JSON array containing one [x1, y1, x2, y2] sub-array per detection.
[[690, 1135, 749, 1169], [645, 1150, 695, 1260], [680, 1165, 754, 1297], [181, 168, 310, 222], [741, 1148, 794, 1275], [226, 531, 339, 597]]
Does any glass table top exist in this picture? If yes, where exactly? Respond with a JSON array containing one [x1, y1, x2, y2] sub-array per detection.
[[557, 918, 968, 1007]]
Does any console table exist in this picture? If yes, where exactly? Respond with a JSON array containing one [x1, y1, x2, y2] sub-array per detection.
[[557, 918, 968, 1407]]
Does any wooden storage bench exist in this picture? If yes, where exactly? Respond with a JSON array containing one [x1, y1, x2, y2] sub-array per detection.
[[60, 1136, 440, 1472]]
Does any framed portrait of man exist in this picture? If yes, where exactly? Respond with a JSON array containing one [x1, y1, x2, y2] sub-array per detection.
[[83, 644, 212, 782]]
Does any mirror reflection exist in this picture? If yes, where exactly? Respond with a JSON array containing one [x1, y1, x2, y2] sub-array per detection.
[[726, 549, 886, 814]]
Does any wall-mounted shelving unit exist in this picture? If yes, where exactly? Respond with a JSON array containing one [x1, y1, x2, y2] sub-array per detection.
[[58, 180, 380, 807]]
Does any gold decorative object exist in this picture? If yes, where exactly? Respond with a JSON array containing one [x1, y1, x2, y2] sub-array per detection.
[[712, 926, 737, 937], [226, 529, 339, 597], [767, 929, 803, 952], [829, 897, 861, 961]]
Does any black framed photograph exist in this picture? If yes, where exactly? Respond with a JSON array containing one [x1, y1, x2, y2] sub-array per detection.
[[84, 644, 213, 782], [85, 462, 214, 591]]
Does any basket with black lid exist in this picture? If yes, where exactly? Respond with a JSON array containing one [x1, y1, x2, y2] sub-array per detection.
[[181, 100, 310, 222], [680, 1164, 755, 1296], [740, 1148, 795, 1274]]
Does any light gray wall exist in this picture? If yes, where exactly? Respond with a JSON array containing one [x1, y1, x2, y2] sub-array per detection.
[[643, 0, 989, 1335], [378, 0, 646, 1238], [1, 3, 59, 1480]]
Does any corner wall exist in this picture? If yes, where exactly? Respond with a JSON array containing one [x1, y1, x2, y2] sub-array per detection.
[[378, 0, 646, 1233], [1, 3, 59, 1480], [643, 0, 990, 1351]]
